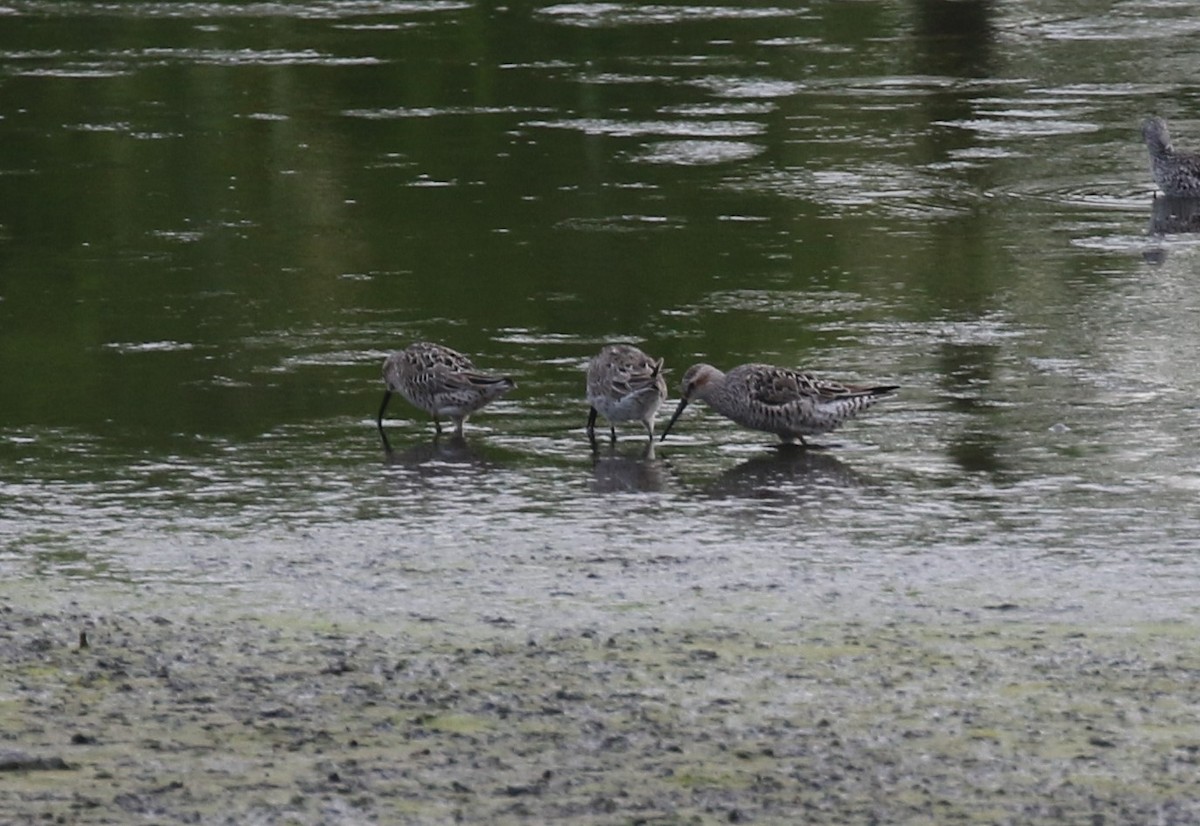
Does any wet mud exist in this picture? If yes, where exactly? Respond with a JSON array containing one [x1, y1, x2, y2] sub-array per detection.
[[3, 598, 1200, 824]]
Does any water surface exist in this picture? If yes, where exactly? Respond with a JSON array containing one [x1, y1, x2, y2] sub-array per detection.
[[3, 0, 1200, 630]]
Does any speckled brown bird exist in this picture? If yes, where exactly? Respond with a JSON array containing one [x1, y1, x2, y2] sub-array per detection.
[[585, 344, 668, 444], [1142, 116, 1200, 197], [377, 342, 514, 443], [660, 362, 897, 446]]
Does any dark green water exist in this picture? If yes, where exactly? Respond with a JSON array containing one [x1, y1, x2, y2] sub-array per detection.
[[2, 1, 1200, 622]]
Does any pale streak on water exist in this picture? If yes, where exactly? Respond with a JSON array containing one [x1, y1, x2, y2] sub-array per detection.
[[2, 0, 1200, 630]]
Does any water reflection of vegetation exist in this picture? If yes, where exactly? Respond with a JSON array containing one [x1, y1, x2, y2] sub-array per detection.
[[935, 341, 1009, 477], [946, 430, 1006, 477]]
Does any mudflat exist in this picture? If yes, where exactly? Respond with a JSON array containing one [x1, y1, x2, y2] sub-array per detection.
[[4, 584, 1200, 825]]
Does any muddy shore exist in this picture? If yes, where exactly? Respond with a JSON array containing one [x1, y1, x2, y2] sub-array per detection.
[[3, 585, 1200, 825]]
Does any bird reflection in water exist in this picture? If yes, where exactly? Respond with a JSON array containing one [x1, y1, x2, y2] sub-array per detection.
[[1148, 194, 1200, 236], [1143, 195, 1200, 265], [382, 434, 487, 472], [703, 444, 869, 500], [589, 440, 668, 494]]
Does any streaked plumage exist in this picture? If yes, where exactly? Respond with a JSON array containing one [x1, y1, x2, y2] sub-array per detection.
[[377, 342, 514, 445], [586, 344, 668, 443], [660, 362, 897, 445], [1142, 116, 1200, 197]]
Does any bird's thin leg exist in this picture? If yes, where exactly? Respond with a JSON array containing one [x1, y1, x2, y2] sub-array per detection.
[[587, 408, 598, 444], [609, 425, 616, 443], [433, 417, 443, 437], [377, 391, 393, 448]]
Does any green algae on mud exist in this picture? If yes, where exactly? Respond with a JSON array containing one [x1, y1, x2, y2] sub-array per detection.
[[2, 601, 1200, 824]]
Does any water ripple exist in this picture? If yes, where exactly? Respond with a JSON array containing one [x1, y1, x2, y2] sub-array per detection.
[[527, 118, 765, 139], [8, 47, 382, 75], [103, 340, 197, 354], [537, 2, 797, 28], [4, 1, 468, 19], [687, 289, 879, 318], [941, 114, 1101, 138], [344, 105, 550, 119], [690, 76, 805, 99], [628, 140, 763, 166], [1014, 9, 1200, 42], [727, 163, 979, 219], [556, 214, 686, 233], [992, 176, 1155, 211]]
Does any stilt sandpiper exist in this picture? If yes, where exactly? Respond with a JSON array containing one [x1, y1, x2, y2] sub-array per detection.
[[585, 344, 668, 444], [377, 342, 515, 446], [660, 362, 897, 446], [1142, 116, 1200, 197]]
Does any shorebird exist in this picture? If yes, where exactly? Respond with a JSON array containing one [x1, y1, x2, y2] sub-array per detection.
[[586, 344, 668, 443], [377, 342, 515, 445], [660, 362, 897, 446], [1142, 116, 1200, 197]]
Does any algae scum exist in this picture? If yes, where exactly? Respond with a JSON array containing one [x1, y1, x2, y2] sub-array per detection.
[[4, 597, 1200, 824]]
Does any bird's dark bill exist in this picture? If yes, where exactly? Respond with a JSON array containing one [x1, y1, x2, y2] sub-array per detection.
[[659, 397, 691, 441]]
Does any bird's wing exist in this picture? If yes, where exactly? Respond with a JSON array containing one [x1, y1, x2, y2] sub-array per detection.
[[747, 367, 810, 407], [749, 367, 876, 406], [441, 369, 511, 391], [608, 357, 665, 400]]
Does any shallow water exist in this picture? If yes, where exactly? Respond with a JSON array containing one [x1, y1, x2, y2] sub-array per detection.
[[3, 0, 1200, 633]]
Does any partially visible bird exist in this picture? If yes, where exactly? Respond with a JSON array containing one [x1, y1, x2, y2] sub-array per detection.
[[377, 342, 515, 446], [660, 362, 897, 446], [1142, 116, 1200, 197], [586, 344, 668, 444]]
